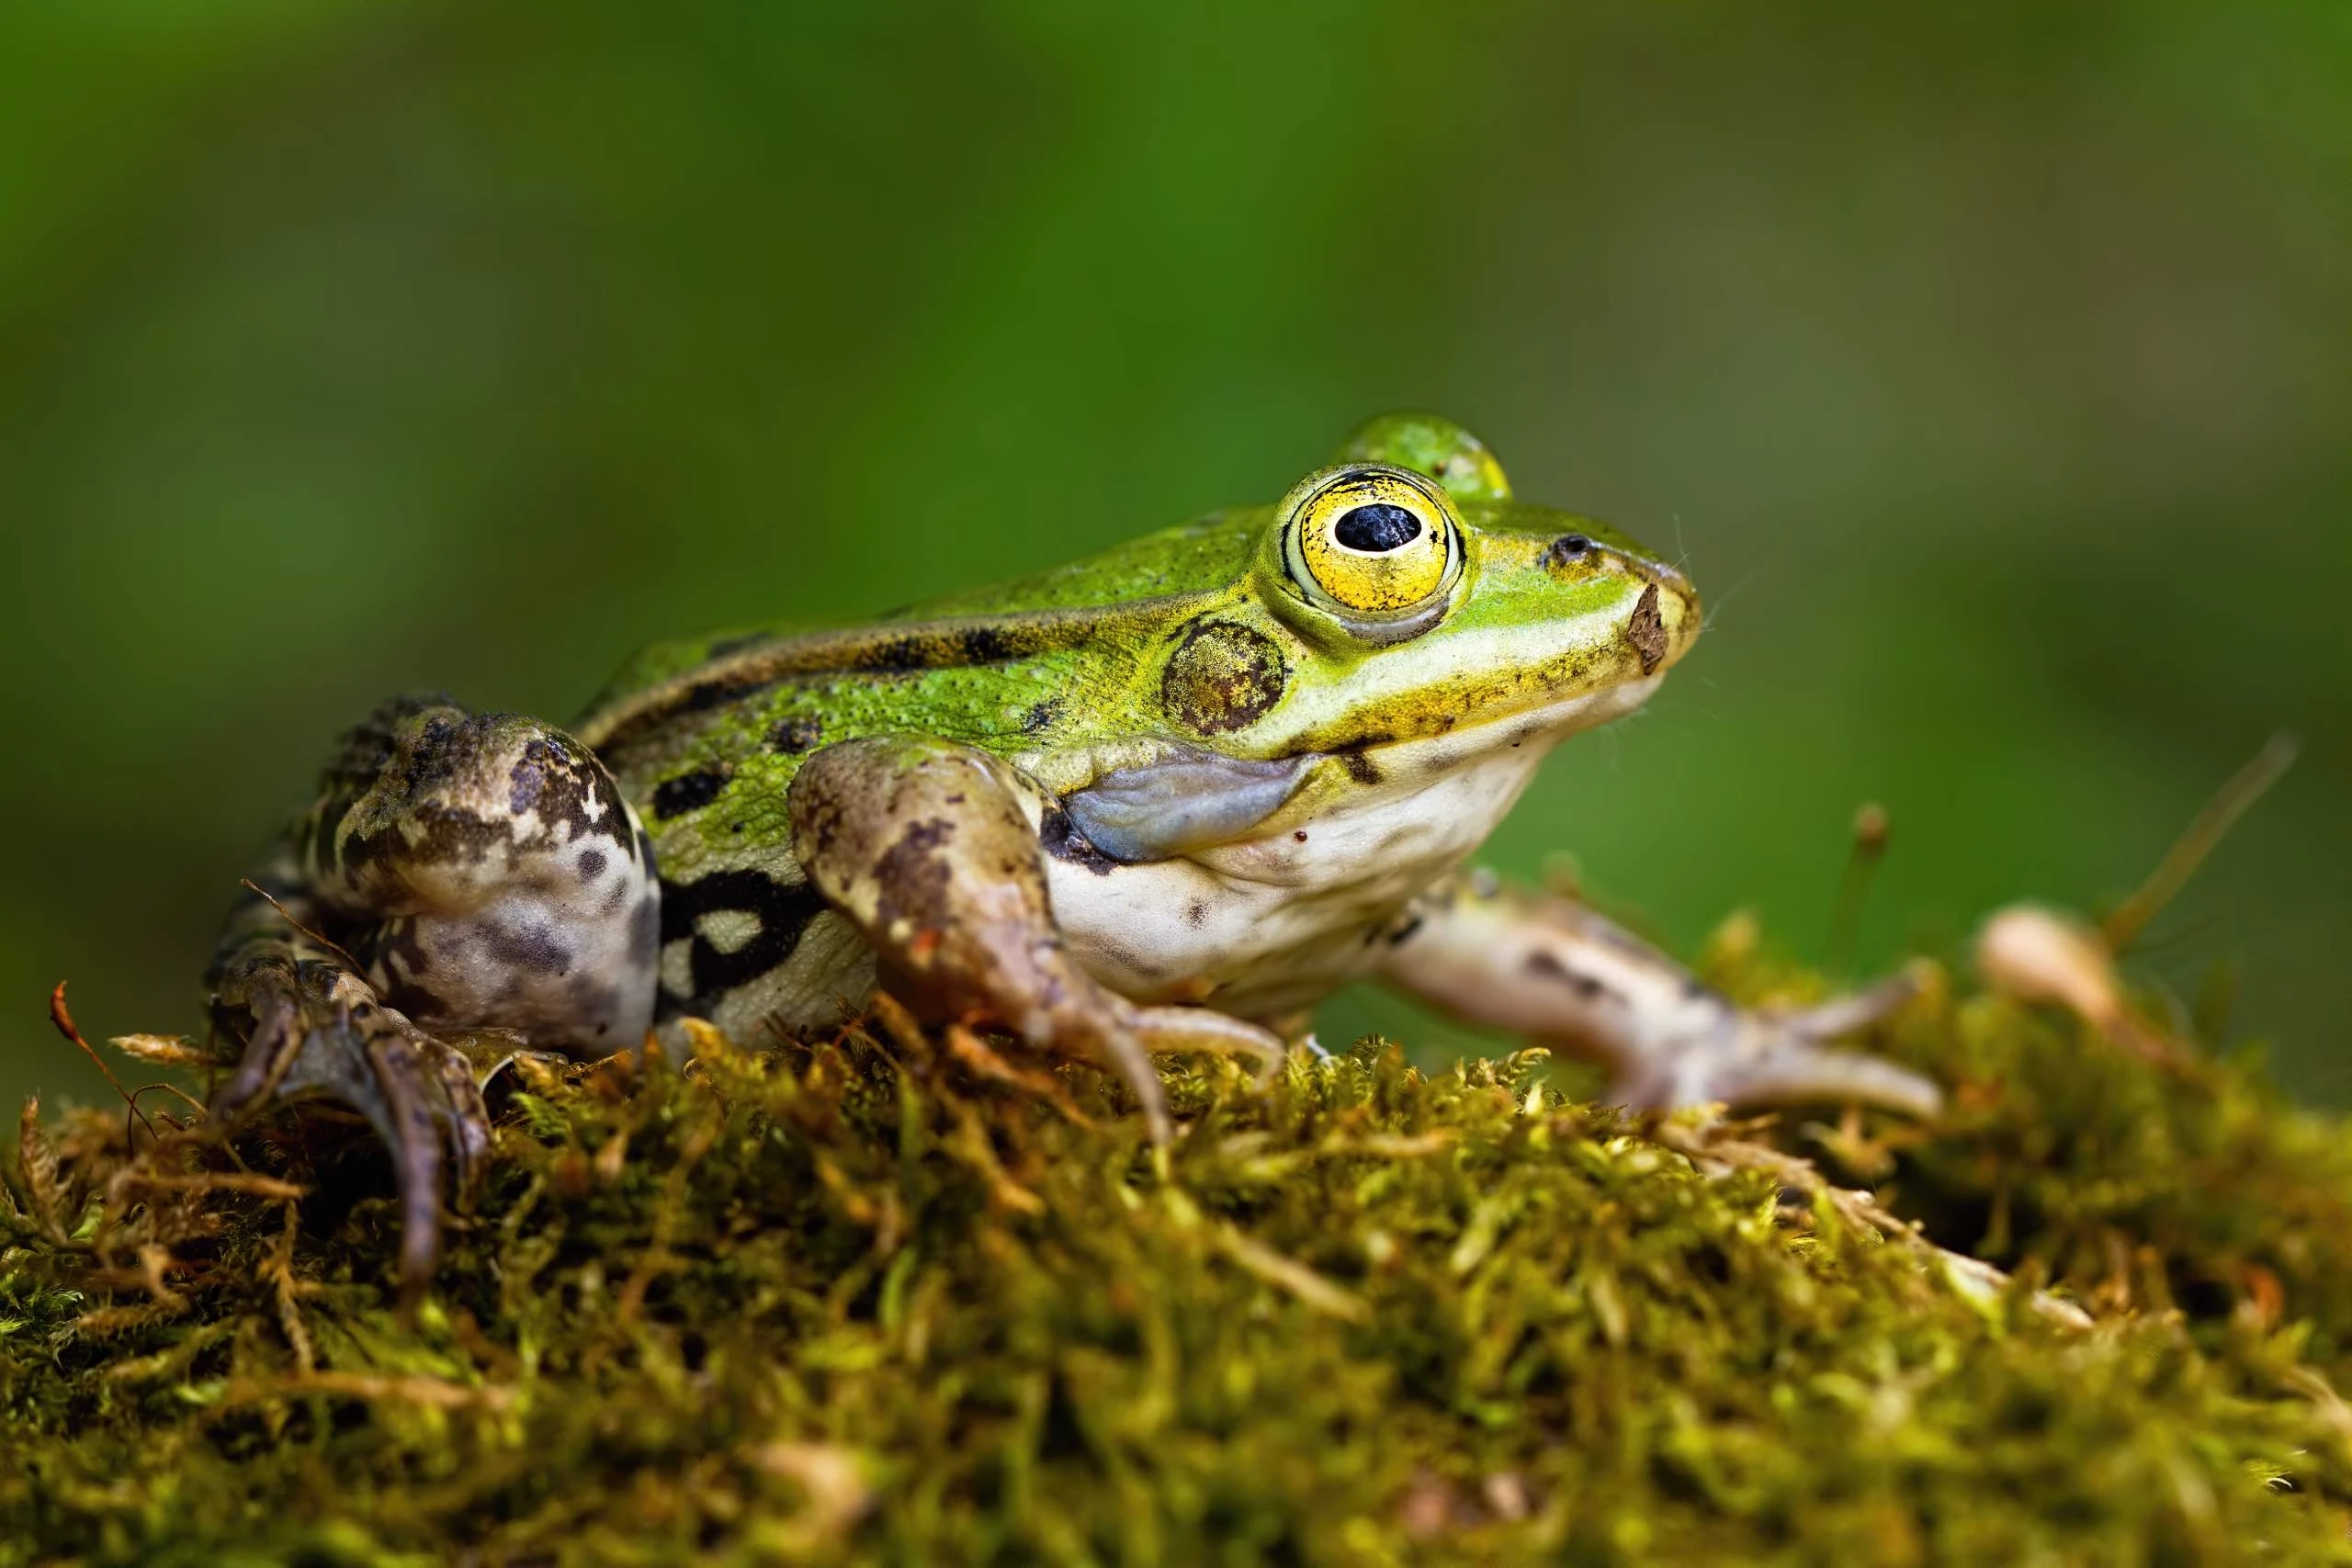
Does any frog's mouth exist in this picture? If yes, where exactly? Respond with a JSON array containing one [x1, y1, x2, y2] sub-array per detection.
[[1339, 669, 1668, 781]]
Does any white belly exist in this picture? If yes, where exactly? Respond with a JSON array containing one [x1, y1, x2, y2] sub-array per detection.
[[1045, 740, 1552, 1020]]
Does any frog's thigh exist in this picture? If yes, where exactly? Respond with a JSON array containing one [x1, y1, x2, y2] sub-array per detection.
[[322, 705, 661, 1054], [1378, 873, 1941, 1116]]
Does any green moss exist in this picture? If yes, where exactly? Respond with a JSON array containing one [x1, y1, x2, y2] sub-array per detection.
[[6, 951, 2352, 1564]]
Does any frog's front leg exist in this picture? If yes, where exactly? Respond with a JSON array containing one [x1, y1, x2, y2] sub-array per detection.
[[786, 737, 1285, 1144], [207, 696, 661, 1299], [1378, 872, 1942, 1117]]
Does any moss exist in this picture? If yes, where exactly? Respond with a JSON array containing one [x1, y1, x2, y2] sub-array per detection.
[[5, 946, 2352, 1565]]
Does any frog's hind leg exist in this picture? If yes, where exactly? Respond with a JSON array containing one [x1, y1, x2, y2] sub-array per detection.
[[1376, 872, 1942, 1118], [205, 695, 661, 1300], [787, 736, 1284, 1145]]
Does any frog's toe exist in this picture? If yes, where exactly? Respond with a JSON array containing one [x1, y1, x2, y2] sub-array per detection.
[[1070, 1005, 1287, 1145], [1131, 1006, 1290, 1086], [1627, 964, 1944, 1118], [212, 953, 490, 1304], [1612, 1023, 1944, 1121]]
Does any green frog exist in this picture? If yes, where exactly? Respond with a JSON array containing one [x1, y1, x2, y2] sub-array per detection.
[[204, 414, 1938, 1295]]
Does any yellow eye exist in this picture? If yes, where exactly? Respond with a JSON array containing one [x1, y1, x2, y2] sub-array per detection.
[[1283, 467, 1461, 622]]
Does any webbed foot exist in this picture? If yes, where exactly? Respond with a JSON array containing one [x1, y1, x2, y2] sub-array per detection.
[[1606, 963, 1942, 1117], [1380, 873, 1943, 1119]]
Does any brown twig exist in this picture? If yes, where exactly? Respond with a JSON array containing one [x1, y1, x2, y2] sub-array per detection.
[[50, 982, 159, 1145]]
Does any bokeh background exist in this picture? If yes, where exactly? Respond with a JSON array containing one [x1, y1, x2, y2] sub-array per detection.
[[3, 3, 2345, 1112]]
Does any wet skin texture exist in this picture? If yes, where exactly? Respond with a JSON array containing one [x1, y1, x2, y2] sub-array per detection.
[[203, 412, 1940, 1299]]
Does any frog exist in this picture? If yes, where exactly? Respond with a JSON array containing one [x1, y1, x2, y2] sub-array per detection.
[[202, 413, 1939, 1297]]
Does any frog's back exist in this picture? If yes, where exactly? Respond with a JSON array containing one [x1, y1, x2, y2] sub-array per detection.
[[574, 508, 1265, 797]]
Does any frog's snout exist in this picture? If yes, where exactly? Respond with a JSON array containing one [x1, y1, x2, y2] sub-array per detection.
[[1640, 559, 1702, 662], [1610, 553, 1701, 677]]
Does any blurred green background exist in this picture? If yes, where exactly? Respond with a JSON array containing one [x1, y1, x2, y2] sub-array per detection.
[[3, 3, 2345, 1112]]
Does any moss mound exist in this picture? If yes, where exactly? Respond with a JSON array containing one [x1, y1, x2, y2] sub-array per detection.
[[6, 951, 2352, 1564]]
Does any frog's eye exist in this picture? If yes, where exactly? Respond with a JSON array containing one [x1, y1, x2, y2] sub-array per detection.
[[1281, 466, 1462, 630]]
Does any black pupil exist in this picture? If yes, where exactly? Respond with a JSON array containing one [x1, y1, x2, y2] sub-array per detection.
[[1333, 502, 1423, 553]]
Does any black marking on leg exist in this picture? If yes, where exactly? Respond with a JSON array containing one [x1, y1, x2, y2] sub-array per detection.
[[1022, 700, 1063, 735], [657, 868, 824, 1014], [1526, 949, 1625, 1006], [359, 916, 435, 980], [652, 768, 731, 820], [483, 919, 573, 978], [575, 847, 608, 883], [1184, 899, 1208, 930], [1385, 913, 1425, 947], [1339, 749, 1381, 785], [630, 893, 662, 966], [1038, 800, 1120, 876], [509, 733, 636, 850]]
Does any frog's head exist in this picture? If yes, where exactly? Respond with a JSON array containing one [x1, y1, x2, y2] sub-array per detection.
[[1156, 413, 1701, 769]]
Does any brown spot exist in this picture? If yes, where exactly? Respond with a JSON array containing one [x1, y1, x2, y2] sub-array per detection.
[[1626, 582, 1667, 674], [1161, 620, 1288, 735], [1525, 949, 1623, 1005], [871, 818, 956, 938], [766, 716, 823, 753], [1339, 750, 1381, 785], [1184, 899, 1208, 929]]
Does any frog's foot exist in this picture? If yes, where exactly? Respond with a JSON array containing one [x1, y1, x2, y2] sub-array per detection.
[[210, 943, 492, 1303], [1378, 873, 1943, 1119], [789, 736, 1285, 1145], [1606, 965, 1940, 1115]]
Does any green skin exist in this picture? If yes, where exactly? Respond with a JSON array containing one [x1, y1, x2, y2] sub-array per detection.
[[204, 413, 1939, 1298]]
